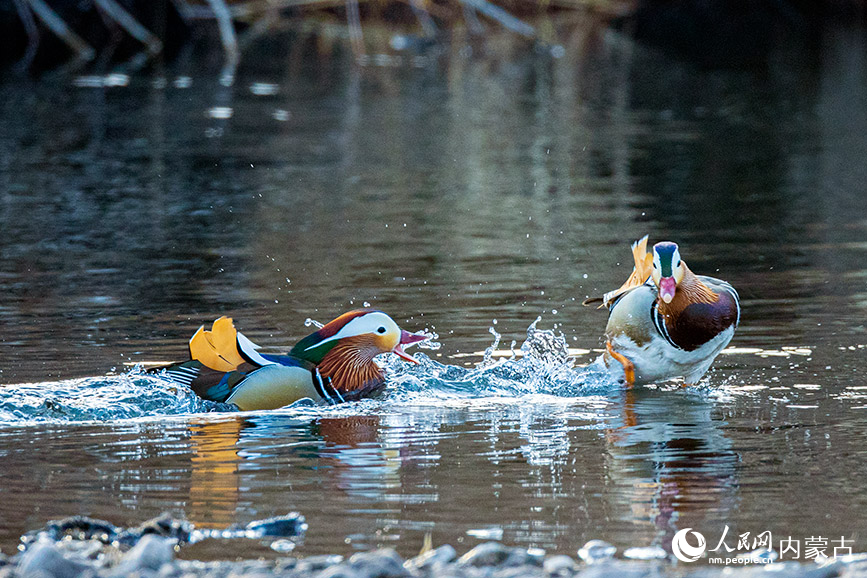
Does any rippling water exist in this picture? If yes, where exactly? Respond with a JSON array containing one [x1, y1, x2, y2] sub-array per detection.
[[2, 18, 867, 564]]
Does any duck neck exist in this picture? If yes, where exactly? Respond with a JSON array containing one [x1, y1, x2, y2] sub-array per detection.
[[657, 263, 717, 319], [316, 337, 385, 393]]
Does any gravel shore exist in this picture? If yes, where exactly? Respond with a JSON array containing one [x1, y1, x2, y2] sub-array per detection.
[[4, 534, 867, 578], [3, 515, 865, 578]]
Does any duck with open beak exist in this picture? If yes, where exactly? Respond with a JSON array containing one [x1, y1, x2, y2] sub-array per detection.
[[394, 329, 428, 363], [156, 310, 430, 410]]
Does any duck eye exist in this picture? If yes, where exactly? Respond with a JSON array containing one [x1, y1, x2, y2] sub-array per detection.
[[377, 326, 387, 334]]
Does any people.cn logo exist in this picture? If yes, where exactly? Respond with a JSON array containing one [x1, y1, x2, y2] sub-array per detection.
[[672, 528, 707, 562]]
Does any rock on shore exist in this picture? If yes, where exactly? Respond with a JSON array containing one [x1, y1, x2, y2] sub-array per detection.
[[3, 515, 867, 578], [4, 538, 867, 578]]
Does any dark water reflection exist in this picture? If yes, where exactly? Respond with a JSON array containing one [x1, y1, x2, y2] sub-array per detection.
[[2, 19, 867, 562]]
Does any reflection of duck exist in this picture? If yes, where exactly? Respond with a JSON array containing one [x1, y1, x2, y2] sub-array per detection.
[[605, 389, 739, 548], [158, 310, 428, 410], [189, 417, 243, 529], [186, 412, 397, 531], [589, 236, 740, 386]]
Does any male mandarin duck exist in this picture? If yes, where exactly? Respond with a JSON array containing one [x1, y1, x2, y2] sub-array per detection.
[[158, 310, 428, 410], [588, 236, 740, 386]]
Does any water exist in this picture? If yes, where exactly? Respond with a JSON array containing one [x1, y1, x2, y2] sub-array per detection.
[[2, 19, 867, 564]]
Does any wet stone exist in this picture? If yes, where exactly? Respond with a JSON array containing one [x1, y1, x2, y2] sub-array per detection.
[[543, 555, 578, 576], [17, 541, 94, 578], [118, 513, 194, 546], [20, 515, 119, 548], [245, 513, 307, 538], [576, 541, 616, 564], [573, 560, 656, 578], [492, 565, 547, 578], [315, 565, 362, 578], [458, 542, 513, 567], [294, 555, 345, 575], [458, 543, 543, 569], [404, 544, 457, 572], [346, 549, 410, 578], [621, 546, 667, 561], [108, 534, 175, 576]]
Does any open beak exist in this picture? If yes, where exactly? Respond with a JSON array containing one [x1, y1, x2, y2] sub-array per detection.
[[392, 329, 428, 364], [658, 277, 677, 304]]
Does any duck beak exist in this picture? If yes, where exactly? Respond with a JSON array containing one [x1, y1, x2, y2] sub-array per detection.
[[393, 330, 428, 364], [659, 277, 677, 304]]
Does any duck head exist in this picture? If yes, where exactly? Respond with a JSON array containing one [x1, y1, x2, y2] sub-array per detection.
[[651, 241, 685, 304], [290, 309, 428, 392]]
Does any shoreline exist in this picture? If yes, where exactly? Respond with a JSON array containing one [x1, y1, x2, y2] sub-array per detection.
[[4, 531, 863, 578]]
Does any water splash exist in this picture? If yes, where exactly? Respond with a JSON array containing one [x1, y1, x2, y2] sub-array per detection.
[[383, 318, 617, 400], [0, 318, 615, 425], [415, 328, 442, 351], [0, 368, 230, 425]]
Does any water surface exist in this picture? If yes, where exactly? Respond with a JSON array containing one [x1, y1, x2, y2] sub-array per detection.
[[1, 21, 867, 563]]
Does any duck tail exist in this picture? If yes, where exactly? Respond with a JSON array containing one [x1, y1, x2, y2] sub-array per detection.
[[584, 235, 653, 309], [189, 316, 248, 372]]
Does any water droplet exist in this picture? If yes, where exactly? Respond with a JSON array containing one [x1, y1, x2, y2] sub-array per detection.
[[207, 107, 233, 119], [250, 82, 279, 96]]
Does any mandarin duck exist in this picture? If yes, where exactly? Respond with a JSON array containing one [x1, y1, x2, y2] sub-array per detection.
[[587, 236, 740, 386], [158, 310, 428, 410]]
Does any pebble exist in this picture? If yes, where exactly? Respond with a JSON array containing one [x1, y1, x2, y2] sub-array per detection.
[[245, 513, 307, 538], [345, 549, 409, 578], [9, 515, 867, 578], [622, 546, 668, 560], [543, 554, 578, 576], [404, 544, 457, 572], [294, 555, 345, 575], [108, 534, 175, 577], [457, 542, 512, 566], [491, 565, 546, 578], [17, 541, 93, 578], [577, 540, 616, 564]]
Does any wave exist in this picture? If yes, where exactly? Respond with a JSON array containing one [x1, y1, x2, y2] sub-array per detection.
[[0, 319, 618, 425]]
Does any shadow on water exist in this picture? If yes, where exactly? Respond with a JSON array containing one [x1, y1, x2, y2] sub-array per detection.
[[1, 11, 867, 564]]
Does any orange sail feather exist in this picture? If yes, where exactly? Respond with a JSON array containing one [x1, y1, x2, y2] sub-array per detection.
[[601, 235, 654, 308], [189, 316, 247, 372]]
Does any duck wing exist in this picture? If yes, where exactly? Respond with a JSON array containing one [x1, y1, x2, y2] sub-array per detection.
[[584, 235, 654, 308]]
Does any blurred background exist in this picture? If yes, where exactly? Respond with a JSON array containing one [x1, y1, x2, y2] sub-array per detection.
[[3, 0, 867, 565], [1, 0, 865, 77]]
